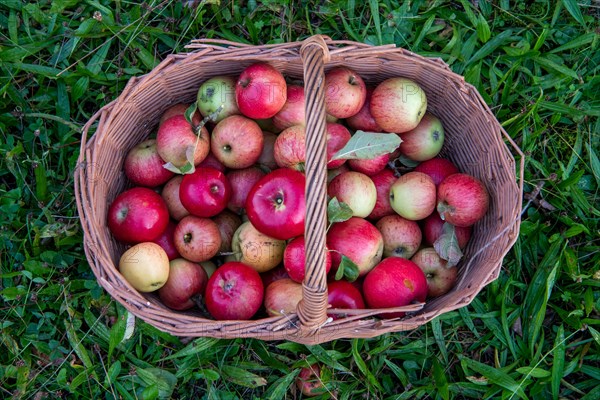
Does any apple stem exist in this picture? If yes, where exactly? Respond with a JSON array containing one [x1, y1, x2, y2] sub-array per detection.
[[184, 233, 192, 244], [193, 104, 224, 136]]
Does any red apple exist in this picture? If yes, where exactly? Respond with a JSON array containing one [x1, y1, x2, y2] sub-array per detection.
[[124, 139, 174, 187], [273, 125, 306, 171], [327, 217, 383, 277], [273, 84, 305, 130], [389, 171, 436, 220], [264, 278, 303, 317], [328, 171, 377, 218], [345, 87, 383, 132], [173, 215, 221, 262], [260, 265, 290, 290], [413, 157, 459, 186], [205, 261, 264, 320], [161, 175, 190, 221], [437, 173, 489, 227], [296, 364, 325, 397], [158, 258, 208, 310], [283, 236, 332, 283], [399, 113, 444, 161], [236, 62, 287, 119], [257, 131, 278, 170], [197, 152, 227, 173], [347, 152, 390, 176], [362, 257, 428, 317], [367, 168, 397, 220], [151, 220, 180, 260], [411, 247, 457, 298], [179, 167, 232, 218], [212, 210, 242, 254], [327, 280, 365, 319], [324, 67, 367, 119], [211, 115, 264, 169], [108, 187, 169, 243], [370, 77, 427, 133], [159, 103, 201, 126], [245, 168, 306, 240], [226, 167, 265, 214], [375, 215, 422, 259], [422, 212, 472, 249], [156, 114, 210, 168], [326, 123, 352, 169], [197, 76, 240, 123]]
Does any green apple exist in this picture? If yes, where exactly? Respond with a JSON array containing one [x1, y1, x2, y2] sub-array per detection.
[[118, 242, 170, 292], [197, 76, 240, 122]]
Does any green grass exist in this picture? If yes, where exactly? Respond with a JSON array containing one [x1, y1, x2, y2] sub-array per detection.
[[1, 0, 599, 398]]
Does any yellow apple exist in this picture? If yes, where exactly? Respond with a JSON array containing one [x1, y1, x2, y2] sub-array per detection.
[[119, 242, 170, 292]]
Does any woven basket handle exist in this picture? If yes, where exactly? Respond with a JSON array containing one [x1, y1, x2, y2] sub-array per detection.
[[296, 36, 331, 333]]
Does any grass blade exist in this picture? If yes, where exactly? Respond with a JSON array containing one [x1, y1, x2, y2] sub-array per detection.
[[561, 0, 586, 26], [352, 339, 383, 392], [460, 357, 529, 400], [368, 0, 382, 45], [551, 325, 565, 398]]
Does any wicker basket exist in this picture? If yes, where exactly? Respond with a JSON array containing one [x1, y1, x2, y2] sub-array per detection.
[[74, 36, 523, 344]]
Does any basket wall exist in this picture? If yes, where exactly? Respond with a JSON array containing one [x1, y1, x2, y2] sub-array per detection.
[[75, 38, 523, 344]]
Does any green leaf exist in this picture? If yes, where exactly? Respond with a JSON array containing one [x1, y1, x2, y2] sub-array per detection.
[[352, 339, 383, 391], [335, 255, 360, 282], [533, 56, 579, 80], [461, 357, 529, 399], [516, 366, 551, 378], [432, 357, 450, 400], [221, 365, 267, 388], [331, 131, 401, 161], [108, 313, 126, 360], [327, 197, 354, 224], [476, 13, 491, 43], [162, 337, 221, 360], [433, 223, 463, 267], [264, 369, 301, 400], [586, 143, 600, 186], [137, 368, 177, 399], [184, 102, 198, 126], [561, 0, 586, 26], [467, 29, 513, 65]]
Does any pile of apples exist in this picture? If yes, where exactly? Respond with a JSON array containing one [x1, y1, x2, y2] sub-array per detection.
[[108, 62, 489, 321]]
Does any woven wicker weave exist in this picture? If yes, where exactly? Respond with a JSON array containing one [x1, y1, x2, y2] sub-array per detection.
[[74, 36, 523, 344]]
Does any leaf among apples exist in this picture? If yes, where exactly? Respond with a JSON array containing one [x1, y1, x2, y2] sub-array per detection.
[[331, 130, 402, 161], [327, 197, 354, 224], [162, 145, 197, 174], [334, 255, 360, 282], [433, 222, 463, 268]]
